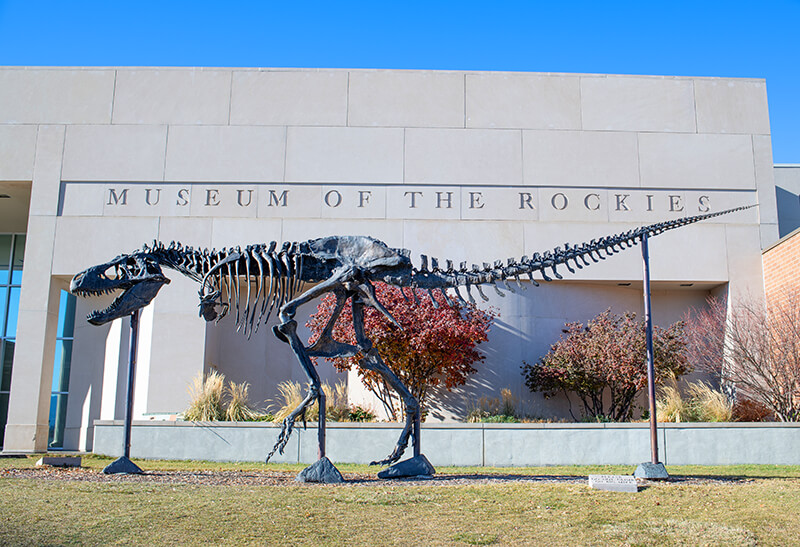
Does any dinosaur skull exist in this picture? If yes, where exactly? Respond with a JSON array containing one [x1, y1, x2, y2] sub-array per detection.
[[70, 252, 171, 325]]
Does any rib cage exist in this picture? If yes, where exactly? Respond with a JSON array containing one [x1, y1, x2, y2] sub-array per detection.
[[140, 241, 308, 337]]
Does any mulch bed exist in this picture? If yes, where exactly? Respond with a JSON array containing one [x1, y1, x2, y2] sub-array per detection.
[[1, 466, 758, 487]]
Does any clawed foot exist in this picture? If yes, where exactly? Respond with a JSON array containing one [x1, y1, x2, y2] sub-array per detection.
[[266, 417, 296, 462], [369, 420, 413, 466], [370, 446, 405, 467]]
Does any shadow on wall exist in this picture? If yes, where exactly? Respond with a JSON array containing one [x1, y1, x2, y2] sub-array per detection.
[[203, 301, 346, 412], [426, 282, 718, 423]]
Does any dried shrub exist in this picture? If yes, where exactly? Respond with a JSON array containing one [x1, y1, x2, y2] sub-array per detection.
[[184, 370, 270, 422], [657, 379, 732, 422], [184, 371, 226, 421], [225, 381, 264, 422], [466, 388, 520, 423], [685, 292, 800, 421], [733, 398, 774, 422], [686, 381, 732, 422], [271, 380, 376, 423], [656, 382, 689, 423]]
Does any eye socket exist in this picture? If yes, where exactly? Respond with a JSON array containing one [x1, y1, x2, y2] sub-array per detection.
[[103, 263, 133, 280], [103, 265, 120, 280]]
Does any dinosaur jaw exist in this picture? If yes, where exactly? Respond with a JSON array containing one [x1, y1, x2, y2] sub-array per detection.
[[73, 279, 169, 325]]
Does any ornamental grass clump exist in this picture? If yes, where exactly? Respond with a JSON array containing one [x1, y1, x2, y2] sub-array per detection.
[[184, 371, 270, 422], [225, 381, 264, 422], [184, 370, 226, 421], [271, 380, 376, 422], [687, 381, 733, 422], [657, 379, 732, 422], [466, 388, 521, 423]]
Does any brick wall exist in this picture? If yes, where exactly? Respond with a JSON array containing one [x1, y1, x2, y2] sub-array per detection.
[[763, 228, 800, 302]]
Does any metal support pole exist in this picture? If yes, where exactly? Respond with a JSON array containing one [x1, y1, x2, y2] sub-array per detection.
[[122, 309, 139, 459], [318, 391, 326, 459], [641, 233, 659, 465], [413, 412, 421, 458], [103, 310, 143, 474]]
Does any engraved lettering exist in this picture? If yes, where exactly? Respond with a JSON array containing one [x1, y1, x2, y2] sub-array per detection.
[[324, 190, 342, 208], [107, 188, 128, 206], [176, 188, 190, 206], [358, 191, 372, 208], [267, 190, 288, 207], [205, 189, 221, 207], [436, 191, 453, 209], [669, 194, 684, 212], [519, 192, 535, 210], [145, 188, 161, 206], [237, 189, 253, 207], [646, 194, 654, 212], [584, 193, 601, 211], [404, 191, 423, 208], [698, 195, 710, 213], [551, 192, 568, 211], [469, 192, 485, 209], [615, 193, 630, 211]]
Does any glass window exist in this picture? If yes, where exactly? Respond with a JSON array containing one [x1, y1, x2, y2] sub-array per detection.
[[0, 235, 10, 285], [0, 393, 8, 447], [1, 340, 13, 392], [51, 340, 73, 393], [57, 290, 76, 339], [0, 234, 24, 450], [0, 287, 6, 330], [10, 235, 24, 285], [4, 288, 19, 338], [48, 393, 69, 449], [48, 290, 76, 450]]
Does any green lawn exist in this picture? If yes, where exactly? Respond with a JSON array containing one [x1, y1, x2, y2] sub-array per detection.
[[2, 455, 799, 546]]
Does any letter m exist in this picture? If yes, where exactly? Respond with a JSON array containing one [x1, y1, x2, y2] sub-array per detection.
[[107, 188, 128, 206], [267, 190, 288, 207]]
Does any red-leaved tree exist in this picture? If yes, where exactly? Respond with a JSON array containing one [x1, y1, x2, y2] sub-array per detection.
[[522, 309, 689, 421], [306, 283, 497, 420]]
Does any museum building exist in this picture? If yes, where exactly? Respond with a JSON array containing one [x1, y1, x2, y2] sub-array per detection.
[[0, 67, 778, 452]]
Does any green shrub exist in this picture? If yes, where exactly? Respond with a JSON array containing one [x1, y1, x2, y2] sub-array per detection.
[[481, 414, 520, 423], [466, 388, 522, 423], [348, 405, 376, 422]]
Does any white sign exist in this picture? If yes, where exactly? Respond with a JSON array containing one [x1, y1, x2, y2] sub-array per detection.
[[588, 474, 638, 493]]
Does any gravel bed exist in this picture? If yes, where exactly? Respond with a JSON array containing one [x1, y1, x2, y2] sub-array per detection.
[[1, 466, 757, 487]]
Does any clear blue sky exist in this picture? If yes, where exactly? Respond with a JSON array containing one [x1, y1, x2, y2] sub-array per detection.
[[1, 1, 797, 162]]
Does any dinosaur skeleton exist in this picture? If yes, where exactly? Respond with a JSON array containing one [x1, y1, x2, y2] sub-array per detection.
[[70, 205, 752, 469]]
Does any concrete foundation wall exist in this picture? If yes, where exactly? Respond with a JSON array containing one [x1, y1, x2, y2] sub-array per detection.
[[93, 421, 800, 466]]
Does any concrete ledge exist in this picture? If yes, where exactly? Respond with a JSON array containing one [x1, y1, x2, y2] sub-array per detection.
[[92, 421, 800, 466]]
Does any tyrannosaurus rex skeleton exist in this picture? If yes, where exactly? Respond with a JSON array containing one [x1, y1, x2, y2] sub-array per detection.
[[70, 205, 752, 468]]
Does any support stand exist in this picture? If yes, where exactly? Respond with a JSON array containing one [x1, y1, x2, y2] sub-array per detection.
[[635, 232, 668, 480], [295, 391, 344, 484], [377, 413, 435, 479], [103, 310, 143, 475]]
